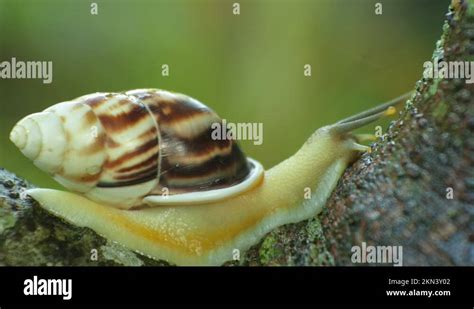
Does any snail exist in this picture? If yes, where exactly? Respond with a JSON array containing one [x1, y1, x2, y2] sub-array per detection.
[[9, 89, 410, 265]]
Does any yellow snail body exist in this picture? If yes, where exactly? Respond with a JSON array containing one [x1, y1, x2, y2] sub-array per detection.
[[10, 89, 408, 265]]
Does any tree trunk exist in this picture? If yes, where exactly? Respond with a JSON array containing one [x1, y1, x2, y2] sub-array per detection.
[[1, 0, 472, 266]]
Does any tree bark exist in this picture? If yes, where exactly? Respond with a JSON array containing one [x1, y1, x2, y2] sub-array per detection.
[[1, 0, 472, 266]]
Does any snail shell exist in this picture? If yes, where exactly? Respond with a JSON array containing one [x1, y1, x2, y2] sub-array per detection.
[[10, 89, 263, 209]]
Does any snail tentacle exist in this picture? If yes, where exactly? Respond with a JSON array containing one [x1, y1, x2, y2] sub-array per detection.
[[353, 133, 377, 143], [349, 142, 372, 153], [336, 90, 412, 124], [329, 106, 397, 135]]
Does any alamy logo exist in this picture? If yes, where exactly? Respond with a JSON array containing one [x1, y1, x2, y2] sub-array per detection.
[[211, 119, 263, 145], [0, 57, 53, 84], [351, 242, 403, 266], [423, 57, 474, 83], [24, 276, 72, 300]]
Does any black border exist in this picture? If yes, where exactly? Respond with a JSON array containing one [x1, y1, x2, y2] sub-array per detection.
[[0, 266, 471, 306]]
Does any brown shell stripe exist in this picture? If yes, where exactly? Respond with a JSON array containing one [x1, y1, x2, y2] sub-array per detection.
[[139, 90, 250, 193], [159, 141, 250, 190], [83, 93, 161, 188]]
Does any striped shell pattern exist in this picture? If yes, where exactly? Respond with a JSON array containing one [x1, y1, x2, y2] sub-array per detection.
[[10, 89, 262, 209]]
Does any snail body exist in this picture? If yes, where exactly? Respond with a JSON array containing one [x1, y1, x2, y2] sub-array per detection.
[[10, 89, 407, 265]]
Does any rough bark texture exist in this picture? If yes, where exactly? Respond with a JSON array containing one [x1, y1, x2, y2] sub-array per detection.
[[0, 0, 472, 266]]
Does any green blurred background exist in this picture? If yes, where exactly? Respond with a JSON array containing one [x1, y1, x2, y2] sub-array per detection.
[[0, 0, 448, 190]]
